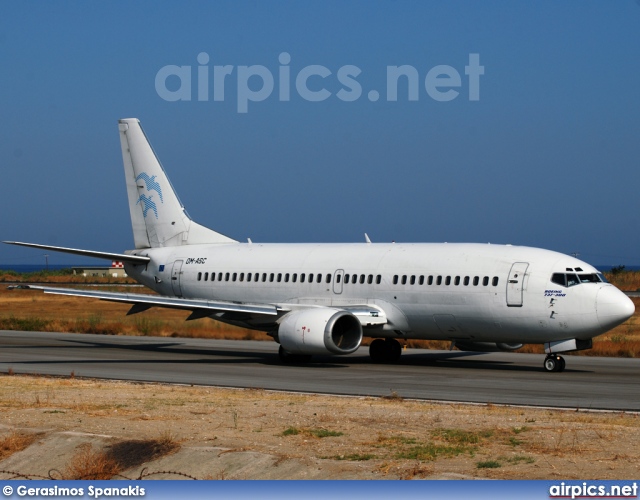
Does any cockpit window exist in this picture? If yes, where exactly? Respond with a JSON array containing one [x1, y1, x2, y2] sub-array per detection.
[[578, 273, 603, 283], [551, 272, 604, 287], [566, 274, 580, 287]]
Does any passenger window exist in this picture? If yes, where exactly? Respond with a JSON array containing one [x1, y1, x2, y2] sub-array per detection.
[[419, 275, 424, 285], [344, 274, 350, 283], [368, 275, 373, 284], [359, 274, 365, 284], [262, 273, 267, 282], [211, 272, 216, 282], [233, 273, 237, 282], [218, 272, 223, 281], [410, 275, 415, 285], [225, 273, 230, 282], [376, 275, 382, 284], [351, 274, 356, 284], [300, 273, 305, 283], [317, 274, 322, 283], [483, 276, 489, 286], [197, 272, 202, 281], [437, 276, 442, 285], [428, 276, 433, 285], [336, 274, 341, 283], [464, 276, 470, 286], [284, 273, 289, 282], [277, 273, 282, 282], [246, 273, 251, 282], [445, 276, 451, 286], [473, 276, 479, 286], [292, 273, 297, 283], [204, 272, 209, 281], [492, 277, 499, 286], [454, 276, 460, 286], [326, 274, 332, 283], [401, 275, 407, 285], [255, 273, 259, 282], [269, 273, 274, 282], [393, 275, 398, 285], [239, 273, 244, 282]]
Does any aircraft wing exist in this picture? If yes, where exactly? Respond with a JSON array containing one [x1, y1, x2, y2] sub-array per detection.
[[8, 285, 279, 317], [2, 241, 150, 264], [8, 285, 387, 328]]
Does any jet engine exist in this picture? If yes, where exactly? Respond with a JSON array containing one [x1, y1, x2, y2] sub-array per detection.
[[278, 308, 363, 356], [454, 341, 524, 352]]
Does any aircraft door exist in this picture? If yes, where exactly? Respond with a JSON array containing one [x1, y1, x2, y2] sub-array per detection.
[[333, 269, 344, 294], [171, 260, 184, 297], [507, 262, 529, 307]]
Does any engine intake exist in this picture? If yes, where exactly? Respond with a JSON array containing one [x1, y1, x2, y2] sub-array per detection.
[[278, 308, 363, 356]]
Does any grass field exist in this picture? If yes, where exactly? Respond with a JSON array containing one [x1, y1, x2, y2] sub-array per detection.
[[1, 269, 639, 357]]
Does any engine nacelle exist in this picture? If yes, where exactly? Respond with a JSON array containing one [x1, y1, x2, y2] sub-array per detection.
[[278, 308, 363, 356], [455, 341, 524, 352]]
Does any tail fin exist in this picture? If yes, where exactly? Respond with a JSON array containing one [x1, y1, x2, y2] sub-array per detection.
[[118, 118, 236, 248]]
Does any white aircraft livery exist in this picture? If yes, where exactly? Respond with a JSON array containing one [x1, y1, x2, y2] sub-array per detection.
[[5, 118, 635, 372]]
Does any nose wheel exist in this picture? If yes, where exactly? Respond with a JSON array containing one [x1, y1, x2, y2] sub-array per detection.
[[544, 354, 566, 372]]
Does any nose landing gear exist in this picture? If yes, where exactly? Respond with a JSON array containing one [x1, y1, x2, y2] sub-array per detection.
[[544, 354, 566, 372]]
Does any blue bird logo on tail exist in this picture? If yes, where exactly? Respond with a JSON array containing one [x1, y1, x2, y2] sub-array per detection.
[[135, 172, 163, 218], [136, 194, 158, 219], [136, 172, 163, 202]]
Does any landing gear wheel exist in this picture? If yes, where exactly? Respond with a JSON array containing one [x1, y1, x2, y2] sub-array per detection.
[[385, 338, 402, 363], [278, 346, 312, 364], [369, 339, 387, 363], [544, 354, 565, 372], [369, 338, 403, 363]]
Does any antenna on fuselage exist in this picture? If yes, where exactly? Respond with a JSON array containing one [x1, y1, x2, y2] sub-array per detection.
[[364, 233, 371, 244]]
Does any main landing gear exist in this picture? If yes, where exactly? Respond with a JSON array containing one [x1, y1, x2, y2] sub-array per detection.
[[278, 346, 312, 364], [369, 338, 402, 363], [544, 354, 566, 372]]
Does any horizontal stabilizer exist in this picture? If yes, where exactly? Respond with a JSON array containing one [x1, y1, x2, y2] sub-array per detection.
[[2, 241, 150, 264], [9, 284, 278, 316]]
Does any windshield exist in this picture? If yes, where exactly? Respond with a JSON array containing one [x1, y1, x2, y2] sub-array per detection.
[[551, 272, 604, 288]]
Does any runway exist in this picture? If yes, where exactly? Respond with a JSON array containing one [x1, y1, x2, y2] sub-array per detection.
[[1, 330, 639, 411]]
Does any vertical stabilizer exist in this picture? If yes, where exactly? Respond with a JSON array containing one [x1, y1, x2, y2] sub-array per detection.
[[118, 118, 236, 248]]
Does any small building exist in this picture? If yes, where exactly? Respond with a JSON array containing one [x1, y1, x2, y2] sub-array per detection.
[[72, 261, 128, 278]]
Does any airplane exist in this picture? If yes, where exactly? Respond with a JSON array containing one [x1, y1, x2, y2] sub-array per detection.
[[4, 118, 635, 372]]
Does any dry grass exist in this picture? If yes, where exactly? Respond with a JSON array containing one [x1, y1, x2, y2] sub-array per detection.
[[60, 433, 180, 480], [605, 271, 640, 292], [0, 431, 37, 461], [0, 375, 639, 479], [62, 443, 121, 480]]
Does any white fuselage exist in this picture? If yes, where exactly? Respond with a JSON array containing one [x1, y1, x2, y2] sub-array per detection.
[[125, 241, 630, 345]]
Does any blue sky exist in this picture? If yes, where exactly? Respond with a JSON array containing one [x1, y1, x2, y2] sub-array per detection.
[[1, 1, 639, 266]]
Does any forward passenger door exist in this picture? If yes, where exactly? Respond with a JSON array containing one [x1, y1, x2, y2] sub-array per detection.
[[506, 262, 529, 307]]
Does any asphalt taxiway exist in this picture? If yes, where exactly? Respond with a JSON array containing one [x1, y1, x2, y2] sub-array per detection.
[[1, 330, 638, 411]]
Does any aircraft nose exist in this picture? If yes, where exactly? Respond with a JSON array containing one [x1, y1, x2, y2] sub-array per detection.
[[596, 286, 635, 331]]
